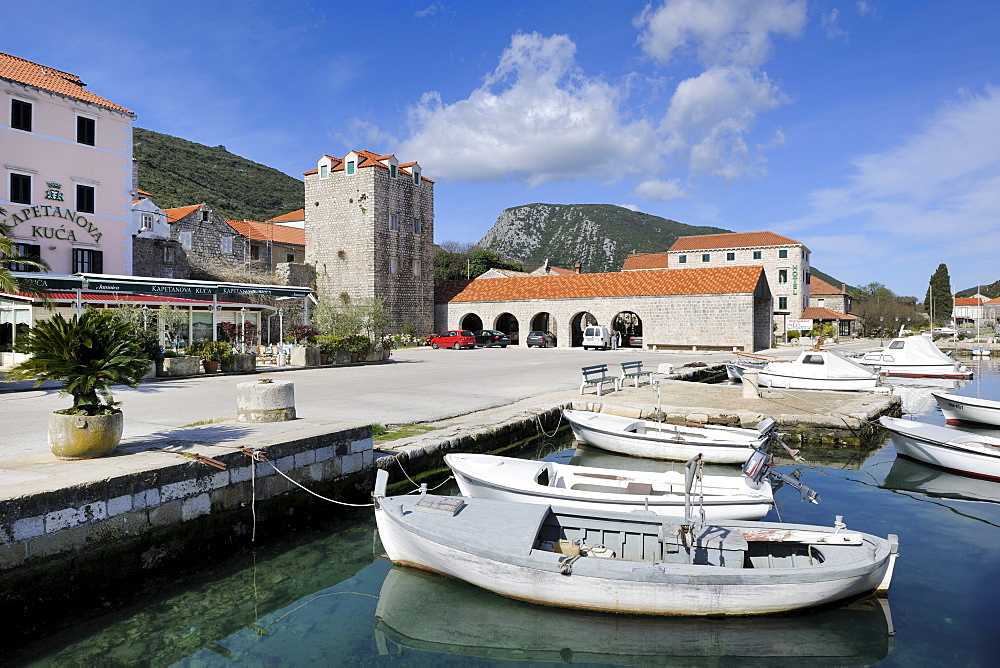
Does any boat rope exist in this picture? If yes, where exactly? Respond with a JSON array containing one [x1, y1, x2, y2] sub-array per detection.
[[535, 410, 564, 439], [239, 448, 375, 508]]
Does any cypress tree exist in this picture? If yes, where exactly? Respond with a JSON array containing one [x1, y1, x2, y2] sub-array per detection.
[[924, 263, 953, 325]]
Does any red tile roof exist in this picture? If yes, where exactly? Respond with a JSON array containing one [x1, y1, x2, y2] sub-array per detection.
[[0, 51, 133, 114], [266, 209, 305, 223], [437, 266, 766, 303], [546, 265, 579, 276], [163, 204, 205, 223], [225, 219, 305, 246], [669, 231, 802, 252], [303, 151, 435, 182], [622, 252, 671, 271], [809, 276, 847, 295], [954, 297, 984, 306], [801, 306, 856, 320]]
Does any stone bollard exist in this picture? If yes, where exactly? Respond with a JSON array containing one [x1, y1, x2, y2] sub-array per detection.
[[237, 379, 296, 422], [742, 371, 761, 399], [657, 362, 675, 375]]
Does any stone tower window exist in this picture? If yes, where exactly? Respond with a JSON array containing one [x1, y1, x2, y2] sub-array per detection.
[[413, 259, 421, 277], [390, 164, 398, 179], [413, 217, 422, 234], [347, 160, 356, 175], [390, 214, 398, 230], [389, 258, 398, 275], [180, 231, 192, 250], [320, 165, 328, 178]]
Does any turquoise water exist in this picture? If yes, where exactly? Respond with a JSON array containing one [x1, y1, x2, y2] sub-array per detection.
[[12, 357, 1000, 666]]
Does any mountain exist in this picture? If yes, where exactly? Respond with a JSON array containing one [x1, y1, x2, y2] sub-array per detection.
[[956, 281, 1000, 300], [477, 203, 729, 273], [133, 127, 304, 221]]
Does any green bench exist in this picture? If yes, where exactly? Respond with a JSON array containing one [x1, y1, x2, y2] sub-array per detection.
[[580, 364, 618, 396], [619, 360, 654, 388]]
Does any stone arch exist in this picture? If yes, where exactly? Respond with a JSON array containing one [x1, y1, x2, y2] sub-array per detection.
[[530, 312, 557, 344], [612, 311, 642, 347], [494, 312, 520, 345], [460, 313, 483, 332], [570, 311, 598, 347]]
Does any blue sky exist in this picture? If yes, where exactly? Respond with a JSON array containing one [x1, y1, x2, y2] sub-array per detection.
[[5, 1, 1000, 298]]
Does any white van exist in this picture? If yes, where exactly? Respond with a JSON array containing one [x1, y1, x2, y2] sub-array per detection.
[[582, 325, 612, 350]]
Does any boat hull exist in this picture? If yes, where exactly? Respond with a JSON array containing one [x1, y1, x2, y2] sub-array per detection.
[[564, 410, 760, 464], [757, 370, 877, 391], [879, 416, 1000, 480], [375, 494, 895, 616], [871, 365, 973, 379], [932, 392, 1000, 427], [447, 454, 773, 521]]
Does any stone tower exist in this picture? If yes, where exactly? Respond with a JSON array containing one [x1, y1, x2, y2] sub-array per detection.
[[304, 150, 434, 334]]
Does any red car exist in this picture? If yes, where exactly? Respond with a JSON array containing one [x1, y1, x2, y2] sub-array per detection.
[[429, 330, 477, 349]]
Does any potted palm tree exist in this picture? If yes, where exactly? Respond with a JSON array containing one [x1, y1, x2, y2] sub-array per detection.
[[6, 308, 151, 459]]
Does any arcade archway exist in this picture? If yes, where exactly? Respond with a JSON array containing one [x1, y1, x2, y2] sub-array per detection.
[[570, 311, 597, 347], [495, 312, 520, 345], [460, 313, 483, 332], [612, 311, 642, 347]]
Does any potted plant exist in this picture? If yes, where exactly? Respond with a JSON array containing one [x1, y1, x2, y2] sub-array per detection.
[[6, 309, 151, 459], [197, 341, 233, 373]]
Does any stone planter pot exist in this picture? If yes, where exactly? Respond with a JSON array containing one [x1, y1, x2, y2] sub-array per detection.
[[381, 348, 391, 360], [142, 361, 157, 380], [203, 359, 221, 373], [350, 351, 359, 363], [290, 345, 321, 367], [237, 380, 296, 422], [48, 411, 124, 459], [320, 352, 330, 365], [159, 355, 202, 377], [222, 353, 257, 373], [334, 349, 352, 365]]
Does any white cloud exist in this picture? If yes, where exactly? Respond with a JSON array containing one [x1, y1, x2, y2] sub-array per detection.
[[663, 66, 787, 179], [633, 178, 687, 201], [821, 9, 848, 41], [398, 32, 656, 186], [793, 87, 1000, 295], [634, 0, 806, 67]]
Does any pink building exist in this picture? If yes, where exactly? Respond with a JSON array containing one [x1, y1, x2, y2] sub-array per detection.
[[1, 51, 136, 276]]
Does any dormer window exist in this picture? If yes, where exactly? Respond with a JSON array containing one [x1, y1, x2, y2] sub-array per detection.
[[320, 165, 328, 179], [201, 210, 209, 222], [390, 164, 397, 179], [347, 160, 356, 175], [412, 168, 420, 185]]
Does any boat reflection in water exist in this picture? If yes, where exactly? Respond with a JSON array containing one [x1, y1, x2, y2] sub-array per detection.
[[374, 567, 895, 665], [883, 456, 1000, 505]]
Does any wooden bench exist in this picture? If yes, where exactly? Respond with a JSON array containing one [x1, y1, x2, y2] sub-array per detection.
[[580, 364, 618, 396], [619, 360, 654, 389]]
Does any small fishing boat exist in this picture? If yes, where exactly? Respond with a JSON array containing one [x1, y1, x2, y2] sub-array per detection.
[[879, 416, 1000, 480], [932, 392, 1000, 427], [757, 349, 880, 391], [374, 566, 896, 665], [970, 347, 992, 356], [373, 469, 898, 616], [563, 408, 765, 463], [859, 336, 973, 379], [445, 453, 775, 520], [725, 352, 777, 381]]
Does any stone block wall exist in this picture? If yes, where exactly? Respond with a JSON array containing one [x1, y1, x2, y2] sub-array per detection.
[[170, 206, 248, 279], [131, 236, 190, 279]]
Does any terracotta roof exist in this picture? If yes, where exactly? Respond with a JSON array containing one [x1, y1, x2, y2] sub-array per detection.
[[801, 306, 856, 320], [163, 204, 205, 223], [137, 189, 154, 198], [0, 51, 133, 114], [266, 209, 305, 223], [304, 151, 435, 182], [954, 297, 984, 306], [809, 276, 847, 295], [669, 231, 803, 252], [985, 296, 1000, 305], [225, 219, 305, 246], [622, 252, 671, 271], [546, 265, 579, 276], [436, 266, 766, 303]]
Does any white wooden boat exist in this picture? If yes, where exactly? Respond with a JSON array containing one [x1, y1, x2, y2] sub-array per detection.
[[445, 453, 774, 520], [373, 469, 897, 616], [374, 566, 896, 665], [970, 347, 992, 356], [757, 350, 879, 391], [563, 409, 764, 463], [879, 416, 1000, 480], [859, 336, 973, 379], [932, 392, 1000, 427], [725, 353, 776, 381]]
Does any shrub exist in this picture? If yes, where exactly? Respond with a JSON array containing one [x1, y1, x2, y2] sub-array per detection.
[[198, 340, 235, 362]]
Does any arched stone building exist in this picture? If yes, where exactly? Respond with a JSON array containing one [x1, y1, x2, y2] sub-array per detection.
[[436, 265, 773, 352]]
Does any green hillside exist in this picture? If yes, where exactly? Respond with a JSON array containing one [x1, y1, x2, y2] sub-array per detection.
[[133, 127, 303, 221]]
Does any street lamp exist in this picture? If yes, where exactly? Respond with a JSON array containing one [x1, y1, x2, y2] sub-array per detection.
[[879, 316, 884, 346]]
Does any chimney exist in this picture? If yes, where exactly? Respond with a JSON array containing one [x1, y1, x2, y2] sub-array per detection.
[[841, 283, 847, 293], [574, 263, 582, 274]]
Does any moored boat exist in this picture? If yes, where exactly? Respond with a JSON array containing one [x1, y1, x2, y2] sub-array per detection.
[[879, 416, 1000, 480], [757, 349, 880, 391], [859, 336, 973, 379], [932, 392, 1000, 427], [563, 408, 765, 463], [445, 453, 775, 520], [373, 469, 898, 616]]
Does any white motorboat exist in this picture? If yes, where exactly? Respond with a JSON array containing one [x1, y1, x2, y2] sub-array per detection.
[[932, 392, 1000, 427], [374, 566, 897, 665], [373, 469, 898, 616], [563, 409, 765, 463], [859, 336, 973, 379], [757, 349, 880, 391], [879, 416, 1000, 480], [445, 453, 774, 520]]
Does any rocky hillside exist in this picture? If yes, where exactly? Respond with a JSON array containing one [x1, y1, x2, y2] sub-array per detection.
[[477, 203, 729, 273]]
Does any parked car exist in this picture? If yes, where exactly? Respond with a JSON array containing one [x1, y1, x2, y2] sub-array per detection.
[[473, 330, 510, 348], [525, 330, 557, 348], [429, 330, 477, 349], [582, 325, 612, 350], [629, 335, 643, 348]]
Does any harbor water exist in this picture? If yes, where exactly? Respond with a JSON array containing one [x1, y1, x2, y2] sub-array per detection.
[[10, 356, 1000, 666]]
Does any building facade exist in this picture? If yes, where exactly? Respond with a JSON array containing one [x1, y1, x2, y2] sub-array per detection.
[[1, 51, 136, 276], [304, 150, 434, 334]]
